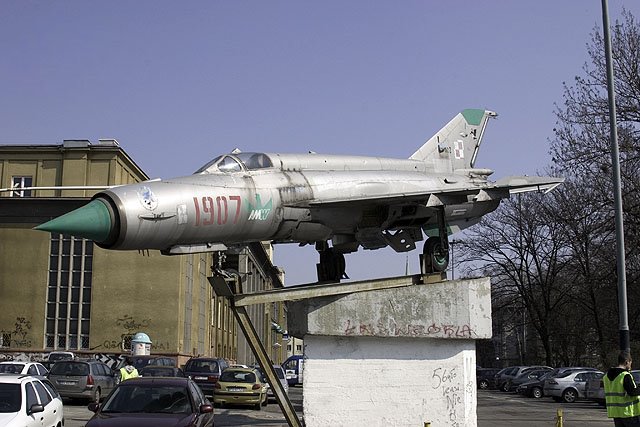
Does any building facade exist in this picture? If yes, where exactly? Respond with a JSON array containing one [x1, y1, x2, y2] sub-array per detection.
[[0, 141, 288, 367]]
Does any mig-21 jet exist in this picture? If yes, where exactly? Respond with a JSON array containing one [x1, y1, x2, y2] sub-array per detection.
[[33, 109, 562, 282]]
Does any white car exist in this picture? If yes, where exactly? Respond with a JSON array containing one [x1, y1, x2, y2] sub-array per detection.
[[0, 374, 64, 427], [0, 362, 49, 376]]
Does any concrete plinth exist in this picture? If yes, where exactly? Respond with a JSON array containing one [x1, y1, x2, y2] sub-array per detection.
[[287, 276, 491, 427]]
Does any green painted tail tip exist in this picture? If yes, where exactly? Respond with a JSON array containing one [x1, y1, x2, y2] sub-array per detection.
[[461, 109, 486, 126], [34, 199, 112, 242]]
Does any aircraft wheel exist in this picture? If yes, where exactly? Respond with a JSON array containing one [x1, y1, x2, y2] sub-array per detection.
[[318, 249, 346, 282], [423, 237, 449, 273]]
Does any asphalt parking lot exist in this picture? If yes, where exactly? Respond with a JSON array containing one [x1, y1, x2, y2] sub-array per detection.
[[63, 386, 612, 426], [477, 389, 610, 427]]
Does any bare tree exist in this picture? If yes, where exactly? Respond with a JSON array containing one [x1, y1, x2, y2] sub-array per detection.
[[460, 192, 571, 366]]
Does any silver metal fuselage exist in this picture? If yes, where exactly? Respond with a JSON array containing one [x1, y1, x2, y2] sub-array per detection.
[[96, 153, 499, 254]]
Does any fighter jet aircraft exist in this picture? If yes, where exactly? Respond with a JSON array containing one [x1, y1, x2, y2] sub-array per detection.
[[33, 109, 562, 282]]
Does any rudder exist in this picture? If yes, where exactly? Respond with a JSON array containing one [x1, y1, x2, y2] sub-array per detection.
[[410, 109, 497, 172]]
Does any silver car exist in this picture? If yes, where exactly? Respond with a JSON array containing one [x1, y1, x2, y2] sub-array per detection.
[[48, 359, 116, 403], [544, 369, 603, 403], [585, 370, 640, 406]]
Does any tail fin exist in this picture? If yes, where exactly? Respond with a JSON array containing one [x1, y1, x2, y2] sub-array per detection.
[[410, 109, 497, 172]]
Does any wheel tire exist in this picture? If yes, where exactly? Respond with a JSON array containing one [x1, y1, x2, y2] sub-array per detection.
[[532, 387, 543, 399], [262, 394, 268, 407], [562, 389, 577, 403], [92, 388, 101, 404], [254, 401, 262, 411], [501, 382, 510, 392], [479, 379, 489, 390], [424, 237, 449, 272]]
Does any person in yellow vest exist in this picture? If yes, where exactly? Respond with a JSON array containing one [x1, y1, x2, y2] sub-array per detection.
[[604, 351, 640, 427], [118, 356, 140, 383]]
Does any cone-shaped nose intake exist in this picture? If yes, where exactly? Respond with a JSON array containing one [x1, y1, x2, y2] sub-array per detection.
[[34, 199, 113, 242]]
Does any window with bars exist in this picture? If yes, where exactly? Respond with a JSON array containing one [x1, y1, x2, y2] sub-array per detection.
[[11, 176, 33, 197], [45, 234, 92, 350]]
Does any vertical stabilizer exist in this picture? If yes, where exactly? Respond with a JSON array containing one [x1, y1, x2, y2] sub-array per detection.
[[410, 109, 497, 172]]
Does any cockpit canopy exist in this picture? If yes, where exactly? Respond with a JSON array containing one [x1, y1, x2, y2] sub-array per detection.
[[195, 152, 273, 174]]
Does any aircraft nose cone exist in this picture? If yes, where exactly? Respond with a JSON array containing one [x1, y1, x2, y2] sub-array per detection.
[[34, 199, 113, 242]]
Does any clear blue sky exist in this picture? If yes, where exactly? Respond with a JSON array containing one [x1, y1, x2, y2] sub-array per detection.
[[2, 1, 638, 284]]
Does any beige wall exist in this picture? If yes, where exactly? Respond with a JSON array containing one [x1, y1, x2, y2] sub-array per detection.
[[0, 229, 50, 349]]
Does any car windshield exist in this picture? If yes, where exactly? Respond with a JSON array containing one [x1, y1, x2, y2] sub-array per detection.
[[0, 383, 21, 412], [102, 384, 192, 414], [186, 360, 218, 373], [141, 367, 179, 377], [50, 362, 89, 376], [0, 364, 24, 374], [220, 371, 256, 383]]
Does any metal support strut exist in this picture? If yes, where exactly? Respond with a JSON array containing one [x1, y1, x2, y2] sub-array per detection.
[[209, 273, 303, 427]]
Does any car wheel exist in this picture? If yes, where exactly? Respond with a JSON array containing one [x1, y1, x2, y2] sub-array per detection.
[[501, 382, 510, 392], [92, 387, 101, 404], [532, 387, 543, 399], [479, 379, 489, 390], [262, 393, 268, 407], [254, 401, 262, 411], [562, 389, 578, 403]]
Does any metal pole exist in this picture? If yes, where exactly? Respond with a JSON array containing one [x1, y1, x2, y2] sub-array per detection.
[[601, 0, 630, 352]]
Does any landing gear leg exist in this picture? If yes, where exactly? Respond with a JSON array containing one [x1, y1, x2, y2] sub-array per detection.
[[316, 242, 347, 283], [421, 206, 450, 274]]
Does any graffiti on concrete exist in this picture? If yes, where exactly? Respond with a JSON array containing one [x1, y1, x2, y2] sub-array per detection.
[[343, 320, 476, 338]]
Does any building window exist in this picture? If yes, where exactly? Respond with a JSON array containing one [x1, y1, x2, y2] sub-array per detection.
[[45, 234, 92, 350], [11, 176, 33, 197], [0, 333, 10, 348], [122, 335, 132, 351]]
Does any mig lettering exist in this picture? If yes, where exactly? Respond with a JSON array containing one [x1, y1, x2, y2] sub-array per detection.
[[193, 195, 241, 226], [248, 209, 270, 221]]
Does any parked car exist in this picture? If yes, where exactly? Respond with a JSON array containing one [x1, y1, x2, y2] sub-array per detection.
[[0, 362, 49, 377], [282, 355, 304, 386], [85, 376, 214, 426], [48, 359, 116, 403], [543, 369, 604, 403], [515, 366, 599, 399], [183, 357, 229, 397], [585, 369, 640, 406], [114, 355, 176, 373], [493, 366, 551, 392], [44, 351, 75, 370], [140, 365, 184, 378], [515, 371, 554, 398], [0, 373, 64, 427], [476, 368, 501, 390], [252, 364, 289, 401], [505, 367, 553, 392], [213, 367, 268, 410]]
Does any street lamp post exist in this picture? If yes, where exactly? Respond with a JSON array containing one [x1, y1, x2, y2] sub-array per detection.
[[601, 0, 629, 352]]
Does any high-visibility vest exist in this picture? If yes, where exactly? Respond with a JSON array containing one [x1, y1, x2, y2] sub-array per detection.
[[119, 367, 139, 382], [604, 371, 640, 418]]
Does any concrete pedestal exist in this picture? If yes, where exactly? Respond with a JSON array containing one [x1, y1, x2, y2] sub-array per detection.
[[287, 277, 491, 427]]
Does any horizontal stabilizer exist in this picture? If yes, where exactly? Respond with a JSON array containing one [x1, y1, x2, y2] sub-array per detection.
[[494, 176, 564, 194]]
